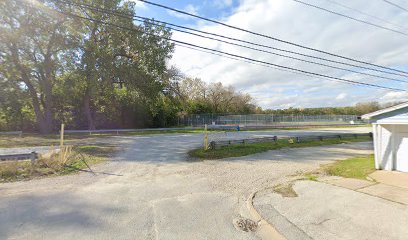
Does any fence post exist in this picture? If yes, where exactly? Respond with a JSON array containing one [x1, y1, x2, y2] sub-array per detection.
[[204, 124, 209, 150], [30, 151, 37, 174], [60, 124, 65, 163]]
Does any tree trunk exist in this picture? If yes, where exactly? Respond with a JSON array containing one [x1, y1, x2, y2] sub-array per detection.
[[83, 87, 96, 130], [25, 81, 53, 134], [10, 47, 53, 134]]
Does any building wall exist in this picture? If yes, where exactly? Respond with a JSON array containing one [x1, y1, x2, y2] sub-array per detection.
[[374, 124, 408, 172]]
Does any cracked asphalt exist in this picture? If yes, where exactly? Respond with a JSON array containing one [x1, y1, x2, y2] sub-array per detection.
[[0, 127, 372, 239]]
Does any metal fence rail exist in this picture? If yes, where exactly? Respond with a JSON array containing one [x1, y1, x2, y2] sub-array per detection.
[[0, 152, 38, 161], [209, 132, 372, 149], [179, 114, 361, 127], [0, 131, 22, 136]]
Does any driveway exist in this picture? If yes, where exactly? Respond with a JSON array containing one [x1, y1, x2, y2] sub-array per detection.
[[0, 127, 372, 239], [253, 180, 408, 240]]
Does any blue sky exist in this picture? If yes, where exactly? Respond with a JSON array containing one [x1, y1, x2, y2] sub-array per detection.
[[134, 0, 240, 25], [131, 0, 408, 109]]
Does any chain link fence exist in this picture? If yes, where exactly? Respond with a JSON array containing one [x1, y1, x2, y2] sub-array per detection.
[[178, 114, 361, 127]]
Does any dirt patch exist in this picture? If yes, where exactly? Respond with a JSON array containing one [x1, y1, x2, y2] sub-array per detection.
[[273, 182, 298, 198], [235, 218, 258, 232]]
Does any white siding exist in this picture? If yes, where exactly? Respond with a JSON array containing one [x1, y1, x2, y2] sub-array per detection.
[[375, 124, 408, 172]]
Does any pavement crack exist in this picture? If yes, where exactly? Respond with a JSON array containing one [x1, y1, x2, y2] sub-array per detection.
[[313, 218, 331, 225]]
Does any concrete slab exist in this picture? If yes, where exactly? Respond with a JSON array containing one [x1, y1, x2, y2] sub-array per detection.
[[359, 183, 408, 205], [253, 181, 408, 240], [322, 177, 376, 190], [369, 171, 408, 190]]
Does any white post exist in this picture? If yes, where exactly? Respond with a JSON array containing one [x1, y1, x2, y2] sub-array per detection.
[[59, 124, 65, 163]]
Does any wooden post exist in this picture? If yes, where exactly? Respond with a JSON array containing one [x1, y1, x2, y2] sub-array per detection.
[[30, 151, 37, 174], [60, 124, 65, 162], [204, 124, 209, 150]]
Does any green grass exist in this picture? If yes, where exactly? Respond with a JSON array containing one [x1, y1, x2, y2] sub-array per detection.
[[189, 136, 371, 160], [0, 145, 116, 182], [323, 154, 375, 179], [303, 173, 319, 181]]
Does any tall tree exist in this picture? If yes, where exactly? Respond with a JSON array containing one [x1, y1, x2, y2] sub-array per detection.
[[0, 0, 75, 133], [69, 0, 174, 129]]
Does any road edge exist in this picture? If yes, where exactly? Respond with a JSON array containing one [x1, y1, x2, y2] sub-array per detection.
[[247, 192, 286, 240]]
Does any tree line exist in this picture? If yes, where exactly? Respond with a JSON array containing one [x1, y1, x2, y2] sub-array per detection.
[[0, 0, 255, 133], [257, 102, 383, 116], [0, 0, 398, 133]]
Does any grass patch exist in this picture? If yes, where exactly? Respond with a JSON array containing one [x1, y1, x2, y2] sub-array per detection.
[[189, 136, 371, 160], [242, 124, 369, 131], [303, 173, 319, 181], [323, 154, 375, 180], [0, 145, 117, 182]]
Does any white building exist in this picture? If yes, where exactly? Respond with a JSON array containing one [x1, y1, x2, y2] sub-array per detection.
[[362, 102, 408, 172]]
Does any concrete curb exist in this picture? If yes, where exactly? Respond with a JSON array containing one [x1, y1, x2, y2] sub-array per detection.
[[246, 192, 286, 240]]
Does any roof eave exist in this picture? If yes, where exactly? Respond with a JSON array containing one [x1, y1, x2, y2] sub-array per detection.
[[361, 102, 408, 119]]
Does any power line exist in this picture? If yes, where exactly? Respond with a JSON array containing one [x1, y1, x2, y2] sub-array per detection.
[[134, 15, 408, 78], [292, 0, 408, 36], [54, 0, 408, 82], [174, 43, 278, 70], [324, 0, 408, 31], [136, 0, 408, 75], [175, 43, 365, 88], [40, 5, 406, 92], [57, 0, 408, 78], [383, 0, 408, 13], [53, 0, 369, 85], [132, 18, 407, 84]]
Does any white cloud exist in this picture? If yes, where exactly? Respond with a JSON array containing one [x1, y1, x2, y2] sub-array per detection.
[[212, 0, 234, 8], [336, 93, 347, 100], [379, 91, 408, 102], [170, 0, 408, 109], [167, 4, 199, 19]]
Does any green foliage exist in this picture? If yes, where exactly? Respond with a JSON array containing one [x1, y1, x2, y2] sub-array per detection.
[[324, 155, 375, 179], [0, 0, 175, 132], [169, 77, 256, 115], [260, 102, 381, 116]]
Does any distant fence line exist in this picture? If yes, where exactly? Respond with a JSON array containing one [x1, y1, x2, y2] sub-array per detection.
[[178, 114, 361, 127]]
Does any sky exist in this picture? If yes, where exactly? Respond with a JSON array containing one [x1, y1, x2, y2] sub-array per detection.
[[132, 0, 408, 109]]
